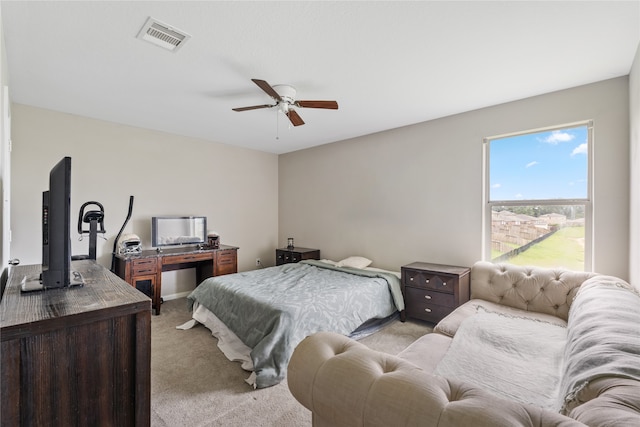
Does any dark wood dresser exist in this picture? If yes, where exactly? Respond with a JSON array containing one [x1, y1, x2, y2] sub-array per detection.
[[401, 262, 470, 323], [276, 247, 320, 265], [0, 260, 151, 427]]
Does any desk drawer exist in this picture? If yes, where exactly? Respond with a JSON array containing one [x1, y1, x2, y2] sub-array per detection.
[[132, 258, 157, 275], [162, 252, 212, 265], [403, 270, 456, 294], [216, 250, 236, 265], [215, 250, 237, 276]]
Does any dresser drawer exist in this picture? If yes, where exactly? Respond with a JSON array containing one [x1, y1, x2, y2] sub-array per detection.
[[403, 270, 456, 294], [162, 252, 212, 266], [132, 258, 157, 275], [404, 288, 455, 323]]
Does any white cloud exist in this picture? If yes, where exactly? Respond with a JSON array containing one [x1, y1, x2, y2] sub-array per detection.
[[571, 143, 588, 156], [492, 183, 501, 188], [544, 130, 575, 144], [515, 193, 523, 199], [526, 161, 538, 168]]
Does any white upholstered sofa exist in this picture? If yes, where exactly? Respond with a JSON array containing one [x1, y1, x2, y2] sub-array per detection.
[[288, 261, 640, 427]]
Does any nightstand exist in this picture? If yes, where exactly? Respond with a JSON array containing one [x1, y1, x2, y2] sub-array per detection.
[[401, 262, 470, 323], [276, 247, 320, 265]]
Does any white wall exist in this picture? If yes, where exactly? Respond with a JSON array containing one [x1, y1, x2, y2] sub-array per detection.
[[279, 77, 630, 280], [11, 105, 278, 298], [0, 2, 9, 269], [630, 43, 640, 285]]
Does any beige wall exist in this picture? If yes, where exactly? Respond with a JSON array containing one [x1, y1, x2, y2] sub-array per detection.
[[7, 76, 634, 294], [630, 43, 640, 285], [279, 77, 630, 280], [11, 105, 278, 298]]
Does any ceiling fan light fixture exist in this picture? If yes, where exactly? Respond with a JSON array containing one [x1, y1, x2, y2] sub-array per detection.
[[273, 85, 296, 104], [272, 85, 297, 114]]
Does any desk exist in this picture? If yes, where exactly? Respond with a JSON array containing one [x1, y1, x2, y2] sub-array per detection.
[[1, 260, 151, 426], [114, 244, 238, 314]]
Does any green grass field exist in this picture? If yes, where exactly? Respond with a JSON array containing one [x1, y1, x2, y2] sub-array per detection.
[[494, 226, 585, 270]]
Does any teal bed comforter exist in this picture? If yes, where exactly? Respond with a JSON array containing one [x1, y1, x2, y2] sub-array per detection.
[[187, 260, 403, 388]]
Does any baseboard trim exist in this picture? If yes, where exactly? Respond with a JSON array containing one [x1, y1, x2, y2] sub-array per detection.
[[162, 291, 191, 301]]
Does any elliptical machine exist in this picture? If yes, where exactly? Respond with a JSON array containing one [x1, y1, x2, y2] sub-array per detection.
[[72, 201, 105, 261]]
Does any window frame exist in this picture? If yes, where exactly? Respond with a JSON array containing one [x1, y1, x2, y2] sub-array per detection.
[[481, 120, 594, 271]]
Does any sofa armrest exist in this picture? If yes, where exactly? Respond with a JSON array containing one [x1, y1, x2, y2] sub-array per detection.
[[288, 332, 585, 427]]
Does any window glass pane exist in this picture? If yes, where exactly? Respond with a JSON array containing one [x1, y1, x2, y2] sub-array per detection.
[[491, 204, 585, 270], [489, 126, 588, 201]]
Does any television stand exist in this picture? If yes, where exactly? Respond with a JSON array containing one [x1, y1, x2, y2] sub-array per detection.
[[2, 260, 151, 426], [20, 270, 85, 292]]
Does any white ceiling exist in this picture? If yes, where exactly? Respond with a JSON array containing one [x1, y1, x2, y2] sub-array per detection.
[[2, 1, 639, 154]]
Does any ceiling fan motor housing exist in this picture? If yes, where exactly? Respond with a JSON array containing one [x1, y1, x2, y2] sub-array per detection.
[[273, 85, 297, 108]]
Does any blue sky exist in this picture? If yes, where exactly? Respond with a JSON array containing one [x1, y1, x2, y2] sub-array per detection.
[[489, 125, 588, 201]]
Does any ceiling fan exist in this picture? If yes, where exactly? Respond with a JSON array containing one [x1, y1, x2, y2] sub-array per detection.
[[232, 79, 338, 127]]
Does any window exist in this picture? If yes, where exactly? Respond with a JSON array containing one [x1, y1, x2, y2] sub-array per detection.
[[482, 122, 592, 271]]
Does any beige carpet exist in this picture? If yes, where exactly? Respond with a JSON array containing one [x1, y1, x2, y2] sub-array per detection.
[[151, 298, 433, 426]]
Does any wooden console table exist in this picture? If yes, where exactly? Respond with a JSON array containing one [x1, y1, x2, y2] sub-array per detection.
[[114, 244, 238, 314], [0, 260, 151, 427]]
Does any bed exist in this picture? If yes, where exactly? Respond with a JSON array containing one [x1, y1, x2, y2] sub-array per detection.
[[180, 258, 404, 389]]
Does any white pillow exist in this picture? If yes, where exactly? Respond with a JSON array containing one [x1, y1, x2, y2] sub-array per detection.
[[336, 256, 372, 269]]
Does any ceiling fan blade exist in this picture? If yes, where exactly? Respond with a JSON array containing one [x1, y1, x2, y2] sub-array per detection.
[[286, 109, 305, 126], [232, 104, 274, 112], [251, 79, 283, 102], [296, 100, 339, 110]]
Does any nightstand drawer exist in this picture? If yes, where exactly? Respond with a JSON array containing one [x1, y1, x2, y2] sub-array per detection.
[[404, 286, 455, 307], [403, 270, 456, 294], [276, 247, 320, 265], [404, 294, 454, 323]]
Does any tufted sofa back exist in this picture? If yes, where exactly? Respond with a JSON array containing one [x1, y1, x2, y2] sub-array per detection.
[[470, 261, 598, 321]]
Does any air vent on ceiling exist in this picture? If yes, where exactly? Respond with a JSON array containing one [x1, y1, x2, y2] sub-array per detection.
[[137, 17, 191, 52]]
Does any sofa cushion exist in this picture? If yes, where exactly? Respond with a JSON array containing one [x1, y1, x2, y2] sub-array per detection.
[[470, 261, 596, 321], [397, 332, 452, 373], [435, 299, 567, 338], [434, 307, 566, 411]]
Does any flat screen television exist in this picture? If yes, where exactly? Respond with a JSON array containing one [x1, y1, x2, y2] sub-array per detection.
[[21, 156, 84, 292], [151, 216, 207, 249]]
